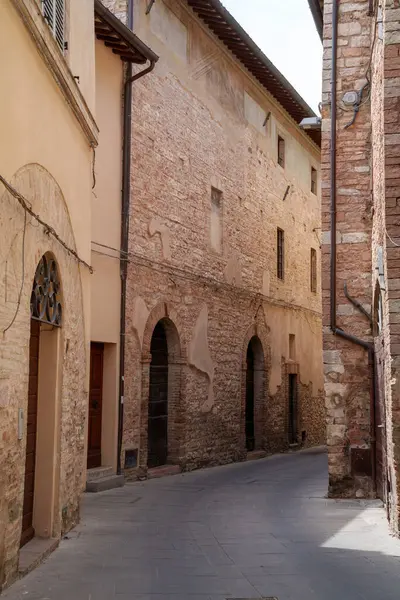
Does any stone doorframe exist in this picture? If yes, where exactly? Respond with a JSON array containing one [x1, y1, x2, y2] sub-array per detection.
[[24, 252, 64, 543], [138, 303, 185, 471], [241, 323, 269, 452]]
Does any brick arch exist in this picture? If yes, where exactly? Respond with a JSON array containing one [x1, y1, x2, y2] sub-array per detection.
[[139, 303, 185, 471], [241, 322, 270, 452], [141, 302, 185, 361]]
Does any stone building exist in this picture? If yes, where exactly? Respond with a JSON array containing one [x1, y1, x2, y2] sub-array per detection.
[[0, 0, 156, 587], [107, 0, 325, 477], [309, 0, 400, 533]]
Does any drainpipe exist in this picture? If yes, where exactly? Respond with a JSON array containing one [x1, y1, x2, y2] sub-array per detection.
[[117, 0, 156, 475], [329, 0, 377, 492]]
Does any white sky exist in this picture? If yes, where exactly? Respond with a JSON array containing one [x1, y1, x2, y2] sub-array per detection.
[[221, 0, 322, 113]]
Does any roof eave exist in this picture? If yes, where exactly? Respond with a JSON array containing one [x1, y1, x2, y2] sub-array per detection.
[[187, 0, 320, 147], [94, 0, 159, 64], [308, 0, 323, 41]]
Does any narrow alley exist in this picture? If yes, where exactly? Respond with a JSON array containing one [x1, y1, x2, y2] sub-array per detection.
[[4, 449, 400, 600]]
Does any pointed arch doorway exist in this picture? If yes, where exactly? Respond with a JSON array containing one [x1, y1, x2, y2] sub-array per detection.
[[148, 321, 169, 468], [146, 315, 182, 470], [21, 253, 62, 548], [244, 335, 265, 452]]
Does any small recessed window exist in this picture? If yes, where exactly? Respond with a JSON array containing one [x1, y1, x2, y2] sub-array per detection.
[[278, 136, 285, 168], [310, 248, 317, 293], [210, 187, 222, 253], [289, 334, 296, 360], [311, 167, 317, 195], [277, 228, 284, 280]]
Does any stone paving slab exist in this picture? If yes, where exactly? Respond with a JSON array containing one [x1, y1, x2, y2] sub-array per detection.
[[4, 449, 400, 600]]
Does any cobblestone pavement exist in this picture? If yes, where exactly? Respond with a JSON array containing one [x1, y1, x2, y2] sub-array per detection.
[[4, 448, 400, 600]]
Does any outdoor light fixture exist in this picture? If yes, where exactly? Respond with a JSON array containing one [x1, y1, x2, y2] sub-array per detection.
[[299, 116, 321, 130]]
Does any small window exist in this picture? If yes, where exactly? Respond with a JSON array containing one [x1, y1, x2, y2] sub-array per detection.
[[289, 334, 296, 360], [311, 167, 317, 194], [277, 228, 284, 280], [278, 135, 285, 168], [210, 187, 222, 253], [310, 248, 317, 293], [42, 0, 65, 51]]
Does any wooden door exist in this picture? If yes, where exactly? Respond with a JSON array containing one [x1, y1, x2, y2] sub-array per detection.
[[21, 319, 40, 548], [245, 342, 255, 451], [148, 322, 168, 468], [87, 343, 104, 469]]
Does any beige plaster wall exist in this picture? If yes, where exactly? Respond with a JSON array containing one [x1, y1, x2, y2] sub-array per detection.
[[89, 40, 123, 471], [0, 1, 93, 587], [68, 0, 96, 113], [91, 40, 122, 344]]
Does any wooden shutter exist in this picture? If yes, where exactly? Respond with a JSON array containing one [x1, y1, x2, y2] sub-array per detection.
[[42, 0, 64, 51]]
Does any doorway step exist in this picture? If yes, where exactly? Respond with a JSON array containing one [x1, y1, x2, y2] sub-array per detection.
[[148, 464, 181, 479], [246, 450, 267, 462], [19, 537, 59, 578], [86, 466, 124, 493]]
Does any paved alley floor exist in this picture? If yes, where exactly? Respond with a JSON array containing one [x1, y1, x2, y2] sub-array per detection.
[[4, 448, 400, 600]]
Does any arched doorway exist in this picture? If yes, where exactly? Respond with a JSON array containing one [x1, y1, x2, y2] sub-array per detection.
[[148, 321, 169, 468], [245, 336, 265, 452], [245, 342, 255, 451], [21, 253, 62, 547]]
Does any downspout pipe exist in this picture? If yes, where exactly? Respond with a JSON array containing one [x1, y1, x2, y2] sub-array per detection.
[[117, 0, 156, 475], [329, 0, 377, 492]]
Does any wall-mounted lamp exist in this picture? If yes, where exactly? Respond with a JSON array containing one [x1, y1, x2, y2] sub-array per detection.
[[299, 116, 321, 130]]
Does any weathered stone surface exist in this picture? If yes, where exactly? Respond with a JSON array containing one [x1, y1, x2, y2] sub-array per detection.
[[114, 0, 325, 474]]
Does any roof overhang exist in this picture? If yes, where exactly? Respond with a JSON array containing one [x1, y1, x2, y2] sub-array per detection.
[[186, 0, 321, 147], [94, 0, 159, 64], [308, 0, 324, 41]]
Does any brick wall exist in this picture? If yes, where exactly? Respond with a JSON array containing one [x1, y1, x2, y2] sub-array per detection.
[[383, 0, 400, 534], [115, 0, 325, 475], [321, 0, 376, 497], [0, 165, 88, 587]]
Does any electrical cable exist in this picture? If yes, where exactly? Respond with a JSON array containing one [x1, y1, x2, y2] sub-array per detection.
[[0, 175, 93, 273], [3, 210, 27, 334]]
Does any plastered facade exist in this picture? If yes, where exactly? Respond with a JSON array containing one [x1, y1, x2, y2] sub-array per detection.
[[0, 0, 95, 587], [112, 0, 325, 474]]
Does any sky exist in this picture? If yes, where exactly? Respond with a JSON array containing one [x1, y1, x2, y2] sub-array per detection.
[[221, 0, 322, 113]]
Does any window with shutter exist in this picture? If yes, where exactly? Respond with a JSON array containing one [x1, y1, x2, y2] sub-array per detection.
[[42, 0, 65, 51]]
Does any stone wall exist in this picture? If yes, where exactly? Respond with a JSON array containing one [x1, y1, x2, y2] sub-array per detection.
[[117, 0, 325, 474], [321, 0, 377, 498], [0, 165, 88, 587], [383, 0, 400, 534]]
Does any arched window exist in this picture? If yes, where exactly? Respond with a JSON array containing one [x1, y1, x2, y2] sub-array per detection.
[[30, 253, 62, 326]]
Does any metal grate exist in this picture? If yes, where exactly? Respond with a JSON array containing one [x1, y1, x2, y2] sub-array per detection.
[[42, 0, 65, 51]]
